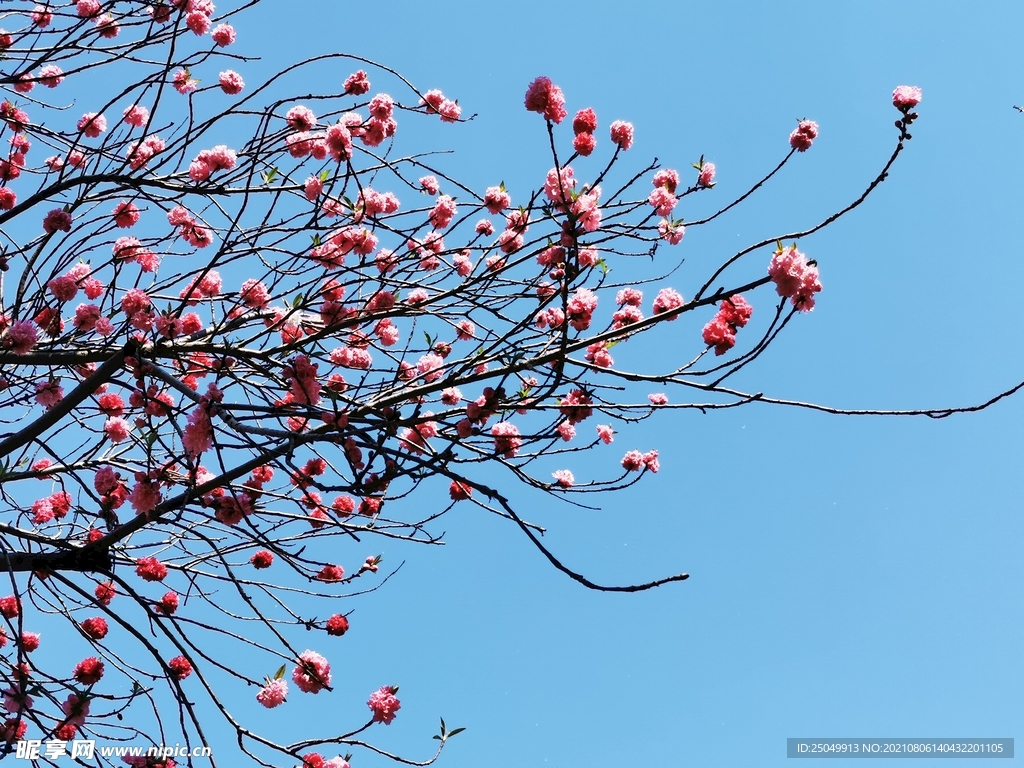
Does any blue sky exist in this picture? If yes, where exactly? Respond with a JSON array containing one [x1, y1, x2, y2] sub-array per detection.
[[218, 2, 1024, 766]]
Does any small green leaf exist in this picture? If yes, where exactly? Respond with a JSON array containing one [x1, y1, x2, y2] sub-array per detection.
[[311, 233, 322, 247], [440, 717, 446, 735], [447, 727, 466, 738], [319, 169, 330, 183], [274, 664, 286, 680]]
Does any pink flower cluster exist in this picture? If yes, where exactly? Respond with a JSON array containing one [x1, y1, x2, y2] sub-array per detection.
[[125, 135, 165, 171], [701, 294, 753, 355], [367, 686, 401, 724], [652, 287, 685, 320], [768, 244, 822, 312], [892, 85, 922, 111], [789, 120, 819, 152], [524, 76, 567, 123], [421, 89, 461, 122], [189, 145, 238, 182], [609, 120, 634, 151], [572, 107, 598, 155], [621, 449, 660, 473], [293, 650, 331, 693]]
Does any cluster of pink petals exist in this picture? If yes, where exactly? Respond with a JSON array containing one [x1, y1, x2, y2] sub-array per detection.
[[652, 287, 685, 320], [524, 76, 567, 123], [189, 145, 238, 182], [125, 135, 165, 171], [421, 89, 461, 122], [367, 686, 402, 724], [552, 469, 575, 488], [892, 85, 922, 111], [789, 119, 819, 152], [257, 678, 288, 708], [491, 421, 522, 458], [609, 120, 634, 151], [77, 112, 107, 138], [621, 449, 660, 473], [768, 244, 822, 311], [293, 650, 331, 693], [172, 67, 198, 94], [135, 556, 168, 582], [697, 162, 716, 188], [701, 294, 753, 355], [572, 107, 598, 156], [219, 70, 244, 95], [343, 70, 370, 95]]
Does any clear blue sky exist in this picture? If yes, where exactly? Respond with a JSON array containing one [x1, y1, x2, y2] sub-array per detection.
[[222, 2, 1023, 765]]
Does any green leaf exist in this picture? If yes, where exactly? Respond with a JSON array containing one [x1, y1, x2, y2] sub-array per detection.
[[319, 169, 330, 183], [424, 332, 434, 347], [274, 664, 286, 680], [440, 717, 446, 735], [260, 167, 278, 184], [311, 233, 322, 247], [447, 727, 466, 738]]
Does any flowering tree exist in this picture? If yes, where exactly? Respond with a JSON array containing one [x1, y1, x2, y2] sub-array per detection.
[[1, 3, 1019, 767]]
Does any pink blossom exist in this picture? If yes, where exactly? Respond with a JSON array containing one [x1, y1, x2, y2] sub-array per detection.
[[368, 93, 394, 120], [326, 614, 350, 636], [430, 194, 458, 229], [77, 0, 101, 18], [48, 274, 78, 302], [621, 450, 644, 472], [648, 393, 668, 405], [77, 112, 107, 138], [596, 424, 615, 444], [135, 556, 168, 582], [642, 450, 660, 473], [43, 209, 72, 234], [573, 107, 598, 134], [251, 550, 274, 569], [0, 187, 15, 210], [475, 219, 494, 235], [168, 656, 192, 680], [417, 353, 445, 382], [557, 421, 576, 441], [367, 686, 401, 724], [113, 200, 141, 227], [31, 5, 53, 27], [186, 9, 211, 35], [34, 380, 63, 410], [293, 650, 332, 694], [768, 244, 822, 311], [80, 616, 108, 639], [421, 88, 445, 112], [343, 70, 370, 95], [573, 132, 596, 156], [38, 64, 63, 88], [491, 421, 522, 458], [652, 287, 684, 320], [95, 13, 119, 38], [211, 23, 236, 46], [257, 678, 288, 708], [219, 70, 244, 95], [789, 119, 819, 152], [658, 219, 685, 245], [172, 67, 198, 94], [483, 185, 511, 213], [104, 417, 130, 442], [609, 120, 634, 150], [524, 76, 567, 123], [439, 99, 462, 122], [892, 85, 922, 111], [648, 187, 678, 216], [552, 469, 575, 488], [698, 162, 716, 188]]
